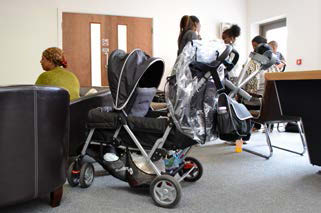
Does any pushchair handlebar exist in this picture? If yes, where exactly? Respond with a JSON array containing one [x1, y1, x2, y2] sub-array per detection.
[[190, 45, 241, 94], [213, 45, 239, 72], [225, 48, 239, 71], [217, 45, 233, 62], [189, 61, 225, 92]]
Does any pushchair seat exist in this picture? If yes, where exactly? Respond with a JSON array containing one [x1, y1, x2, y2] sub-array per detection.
[[87, 109, 119, 129], [87, 108, 197, 150]]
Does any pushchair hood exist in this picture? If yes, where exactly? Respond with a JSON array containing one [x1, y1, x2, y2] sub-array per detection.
[[108, 49, 164, 110]]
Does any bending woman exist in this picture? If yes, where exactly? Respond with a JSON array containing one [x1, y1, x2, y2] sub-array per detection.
[[177, 15, 201, 56], [36, 47, 80, 101]]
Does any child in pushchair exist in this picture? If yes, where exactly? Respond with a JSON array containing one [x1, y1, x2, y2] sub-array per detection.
[[67, 40, 274, 208]]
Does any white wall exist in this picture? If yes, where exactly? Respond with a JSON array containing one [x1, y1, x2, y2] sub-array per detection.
[[0, 0, 248, 88], [247, 0, 321, 71], [0, 2, 58, 85]]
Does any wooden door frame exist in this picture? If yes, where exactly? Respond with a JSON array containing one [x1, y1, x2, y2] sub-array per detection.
[[57, 8, 154, 53]]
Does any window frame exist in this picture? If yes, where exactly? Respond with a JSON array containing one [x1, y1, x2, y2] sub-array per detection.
[[260, 18, 287, 37]]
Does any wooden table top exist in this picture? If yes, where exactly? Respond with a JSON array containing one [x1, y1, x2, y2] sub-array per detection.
[[265, 70, 321, 81]]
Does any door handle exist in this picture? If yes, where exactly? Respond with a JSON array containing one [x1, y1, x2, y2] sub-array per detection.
[[105, 51, 109, 69], [102, 48, 109, 69]]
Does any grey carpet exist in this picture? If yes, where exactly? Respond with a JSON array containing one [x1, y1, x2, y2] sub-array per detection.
[[3, 130, 321, 213]]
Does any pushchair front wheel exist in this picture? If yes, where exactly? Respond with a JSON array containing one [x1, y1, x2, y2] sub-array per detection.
[[150, 175, 182, 208], [79, 162, 95, 188], [178, 157, 203, 182]]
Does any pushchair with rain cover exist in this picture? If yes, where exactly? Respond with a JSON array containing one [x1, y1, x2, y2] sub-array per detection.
[[166, 40, 253, 144], [66, 43, 237, 208]]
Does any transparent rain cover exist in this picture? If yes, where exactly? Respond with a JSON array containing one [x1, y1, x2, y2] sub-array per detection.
[[166, 40, 226, 144]]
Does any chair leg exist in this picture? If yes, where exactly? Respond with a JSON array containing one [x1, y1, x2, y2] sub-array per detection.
[[50, 186, 63, 207], [243, 123, 273, 159], [271, 120, 307, 156], [297, 120, 307, 155], [277, 122, 284, 133]]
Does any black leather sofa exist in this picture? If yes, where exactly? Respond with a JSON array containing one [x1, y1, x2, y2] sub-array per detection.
[[0, 85, 69, 208], [69, 86, 112, 158]]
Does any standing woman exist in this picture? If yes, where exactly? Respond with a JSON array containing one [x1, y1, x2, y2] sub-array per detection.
[[36, 47, 80, 101], [221, 25, 241, 80], [177, 15, 201, 56], [222, 24, 241, 45]]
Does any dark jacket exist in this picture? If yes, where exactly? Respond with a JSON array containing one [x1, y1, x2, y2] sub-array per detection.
[[178, 30, 199, 55]]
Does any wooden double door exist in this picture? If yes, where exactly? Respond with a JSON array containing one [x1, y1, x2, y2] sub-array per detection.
[[62, 13, 153, 86]]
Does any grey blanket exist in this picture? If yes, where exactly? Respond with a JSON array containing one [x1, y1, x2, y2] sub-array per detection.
[[130, 87, 157, 117]]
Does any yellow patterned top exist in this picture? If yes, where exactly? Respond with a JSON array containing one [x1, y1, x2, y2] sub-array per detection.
[[35, 67, 80, 101], [243, 60, 279, 96]]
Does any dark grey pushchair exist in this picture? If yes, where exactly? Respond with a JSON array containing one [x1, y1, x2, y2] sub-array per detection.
[[67, 48, 209, 208]]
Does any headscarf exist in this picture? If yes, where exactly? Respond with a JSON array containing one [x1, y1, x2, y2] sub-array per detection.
[[42, 47, 68, 68]]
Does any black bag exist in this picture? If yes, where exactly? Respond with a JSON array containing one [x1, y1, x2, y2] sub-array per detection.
[[217, 93, 252, 141], [285, 122, 299, 133]]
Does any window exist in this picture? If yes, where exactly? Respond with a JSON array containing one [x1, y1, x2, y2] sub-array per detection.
[[90, 23, 102, 86], [118, 25, 127, 52], [260, 18, 287, 58]]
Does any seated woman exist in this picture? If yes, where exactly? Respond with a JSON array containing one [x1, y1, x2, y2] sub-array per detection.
[[36, 47, 80, 101], [268, 40, 286, 71]]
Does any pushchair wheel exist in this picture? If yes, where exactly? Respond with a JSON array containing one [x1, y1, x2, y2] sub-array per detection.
[[178, 157, 203, 182], [67, 161, 80, 187], [150, 175, 182, 208], [79, 162, 95, 188]]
